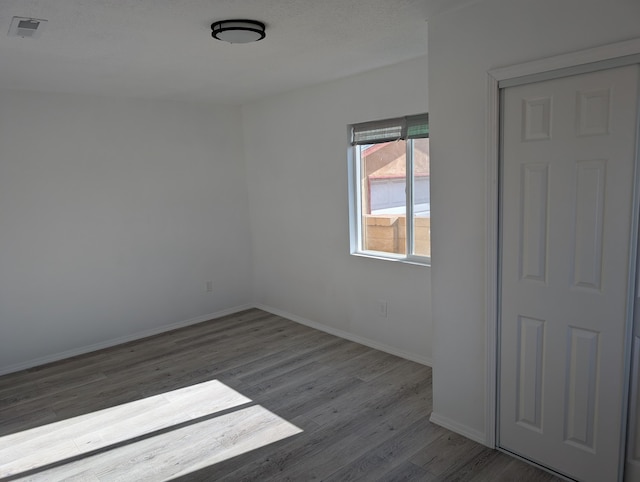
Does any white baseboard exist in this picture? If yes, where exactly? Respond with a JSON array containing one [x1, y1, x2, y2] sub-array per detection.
[[0, 304, 253, 376], [254, 303, 432, 367], [1, 302, 431, 376], [429, 411, 489, 446]]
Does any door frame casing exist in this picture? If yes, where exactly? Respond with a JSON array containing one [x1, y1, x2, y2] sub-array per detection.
[[485, 38, 640, 455]]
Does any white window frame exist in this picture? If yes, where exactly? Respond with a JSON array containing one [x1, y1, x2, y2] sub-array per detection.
[[348, 114, 430, 266]]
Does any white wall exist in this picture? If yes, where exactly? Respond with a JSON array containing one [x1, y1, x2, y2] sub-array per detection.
[[0, 91, 252, 373], [429, 0, 640, 441], [241, 56, 432, 364]]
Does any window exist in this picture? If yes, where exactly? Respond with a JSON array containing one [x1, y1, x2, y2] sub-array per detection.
[[349, 114, 430, 264]]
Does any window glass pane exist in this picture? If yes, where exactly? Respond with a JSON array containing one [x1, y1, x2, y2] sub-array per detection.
[[360, 141, 407, 255], [412, 138, 430, 257]]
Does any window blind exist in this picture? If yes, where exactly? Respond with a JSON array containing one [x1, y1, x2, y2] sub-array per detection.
[[350, 114, 428, 145], [405, 114, 429, 139]]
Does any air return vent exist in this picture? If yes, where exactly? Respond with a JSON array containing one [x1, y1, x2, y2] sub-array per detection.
[[8, 17, 47, 38]]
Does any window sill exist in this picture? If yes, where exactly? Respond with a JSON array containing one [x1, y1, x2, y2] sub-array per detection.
[[351, 251, 431, 267]]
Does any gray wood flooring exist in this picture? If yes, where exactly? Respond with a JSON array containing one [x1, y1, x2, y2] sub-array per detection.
[[0, 309, 559, 481]]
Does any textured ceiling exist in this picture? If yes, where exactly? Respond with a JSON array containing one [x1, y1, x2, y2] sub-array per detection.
[[0, 0, 443, 105]]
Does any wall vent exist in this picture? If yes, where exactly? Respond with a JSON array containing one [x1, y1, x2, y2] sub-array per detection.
[[8, 17, 47, 38]]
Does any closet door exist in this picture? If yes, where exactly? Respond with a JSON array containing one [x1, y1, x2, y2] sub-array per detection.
[[499, 65, 640, 481]]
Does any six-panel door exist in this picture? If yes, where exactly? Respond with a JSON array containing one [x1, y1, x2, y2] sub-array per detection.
[[499, 65, 640, 482]]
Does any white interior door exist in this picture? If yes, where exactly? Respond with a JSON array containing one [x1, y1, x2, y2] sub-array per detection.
[[499, 64, 640, 481], [625, 207, 640, 482]]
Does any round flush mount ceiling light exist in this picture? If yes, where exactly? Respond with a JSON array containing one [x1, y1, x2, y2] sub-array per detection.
[[211, 19, 266, 44]]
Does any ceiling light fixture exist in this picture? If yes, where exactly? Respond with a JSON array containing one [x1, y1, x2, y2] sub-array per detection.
[[8, 17, 47, 38], [211, 19, 266, 44]]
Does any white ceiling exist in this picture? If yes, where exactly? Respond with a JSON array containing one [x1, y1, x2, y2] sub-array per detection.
[[0, 0, 443, 105]]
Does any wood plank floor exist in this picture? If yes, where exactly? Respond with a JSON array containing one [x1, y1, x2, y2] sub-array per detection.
[[0, 309, 559, 481]]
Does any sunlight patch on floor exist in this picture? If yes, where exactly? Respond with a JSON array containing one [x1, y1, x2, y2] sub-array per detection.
[[0, 379, 302, 480]]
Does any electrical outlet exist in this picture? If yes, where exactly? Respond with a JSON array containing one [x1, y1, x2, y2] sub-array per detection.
[[206, 281, 213, 292], [378, 300, 388, 318]]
